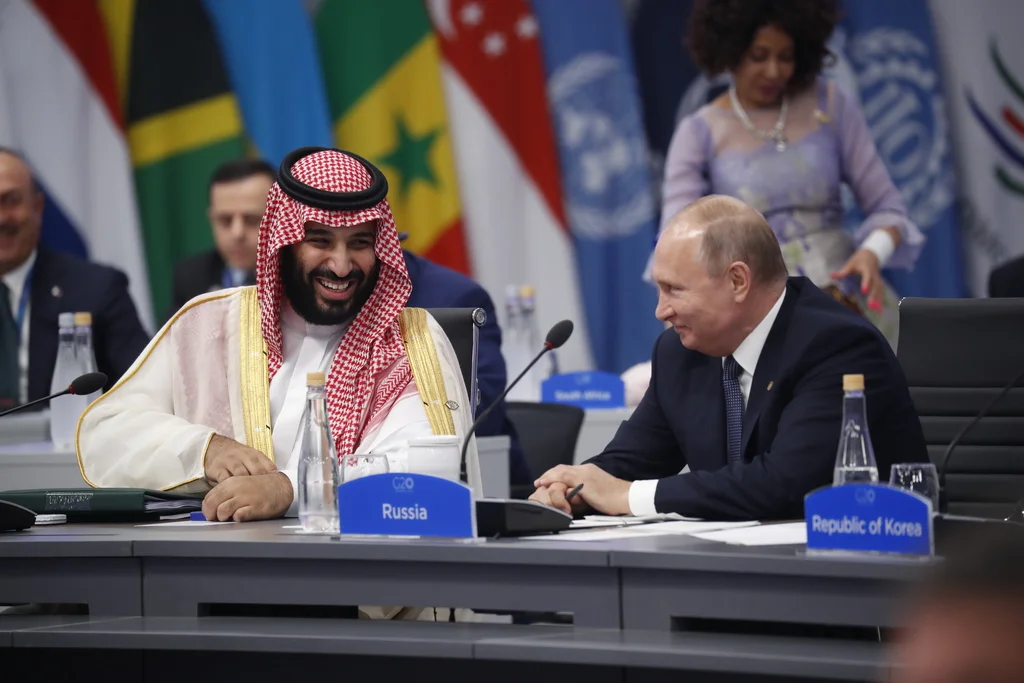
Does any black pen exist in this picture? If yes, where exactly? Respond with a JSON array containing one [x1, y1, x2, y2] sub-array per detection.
[[565, 483, 584, 502]]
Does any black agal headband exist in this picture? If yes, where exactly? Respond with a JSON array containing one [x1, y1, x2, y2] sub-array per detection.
[[277, 146, 389, 211]]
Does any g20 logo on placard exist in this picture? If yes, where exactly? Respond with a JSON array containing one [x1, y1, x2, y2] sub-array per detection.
[[855, 487, 877, 505], [392, 476, 415, 492]]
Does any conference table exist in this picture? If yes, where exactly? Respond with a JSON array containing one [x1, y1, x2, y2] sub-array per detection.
[[0, 519, 930, 683]]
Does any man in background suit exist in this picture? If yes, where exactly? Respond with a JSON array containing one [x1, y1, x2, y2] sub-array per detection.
[[531, 195, 927, 520], [167, 158, 276, 318], [403, 246, 530, 488], [0, 148, 149, 408], [988, 254, 1024, 298]]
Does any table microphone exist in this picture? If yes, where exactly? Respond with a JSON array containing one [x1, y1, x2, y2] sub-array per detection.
[[937, 368, 1024, 514], [0, 371, 107, 419], [459, 319, 573, 484]]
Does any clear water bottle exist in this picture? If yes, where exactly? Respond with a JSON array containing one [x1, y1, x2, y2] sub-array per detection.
[[49, 312, 86, 450], [297, 372, 340, 533], [74, 312, 102, 404], [504, 285, 530, 402], [833, 374, 879, 485], [519, 284, 544, 400]]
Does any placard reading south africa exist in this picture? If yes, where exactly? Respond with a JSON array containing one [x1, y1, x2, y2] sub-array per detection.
[[804, 484, 933, 556], [337, 473, 476, 538], [542, 371, 625, 409]]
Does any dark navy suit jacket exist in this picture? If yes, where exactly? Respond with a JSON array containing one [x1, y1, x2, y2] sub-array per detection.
[[587, 277, 928, 520], [167, 249, 255, 322], [27, 246, 150, 402], [403, 250, 530, 486]]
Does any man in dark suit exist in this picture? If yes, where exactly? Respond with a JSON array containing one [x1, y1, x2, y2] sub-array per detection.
[[167, 158, 276, 318], [531, 195, 927, 521], [989, 254, 1024, 298], [0, 148, 149, 408], [403, 247, 530, 488]]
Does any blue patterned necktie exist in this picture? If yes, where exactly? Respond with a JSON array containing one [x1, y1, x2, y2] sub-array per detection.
[[723, 355, 744, 464], [0, 281, 20, 408]]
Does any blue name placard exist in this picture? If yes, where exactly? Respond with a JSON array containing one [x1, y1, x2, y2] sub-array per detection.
[[804, 484, 933, 556], [542, 371, 625, 409], [337, 473, 476, 538]]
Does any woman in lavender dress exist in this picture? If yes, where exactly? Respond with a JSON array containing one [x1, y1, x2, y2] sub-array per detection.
[[657, 0, 924, 347]]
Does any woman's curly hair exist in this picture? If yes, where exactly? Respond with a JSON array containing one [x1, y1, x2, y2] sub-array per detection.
[[687, 0, 840, 92]]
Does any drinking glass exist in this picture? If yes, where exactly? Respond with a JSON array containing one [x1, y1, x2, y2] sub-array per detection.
[[340, 452, 390, 483], [889, 463, 940, 510]]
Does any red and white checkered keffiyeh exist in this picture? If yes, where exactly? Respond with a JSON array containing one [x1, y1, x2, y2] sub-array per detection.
[[256, 149, 413, 456]]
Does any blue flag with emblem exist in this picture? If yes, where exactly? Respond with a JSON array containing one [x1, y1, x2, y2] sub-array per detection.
[[838, 1, 967, 298], [531, 0, 663, 374]]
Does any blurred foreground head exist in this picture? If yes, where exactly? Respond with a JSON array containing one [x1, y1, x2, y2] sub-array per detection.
[[891, 525, 1024, 683]]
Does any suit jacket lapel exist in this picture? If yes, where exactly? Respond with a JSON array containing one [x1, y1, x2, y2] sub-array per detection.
[[740, 281, 798, 457]]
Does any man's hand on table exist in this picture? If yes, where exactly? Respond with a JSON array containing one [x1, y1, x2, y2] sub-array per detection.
[[530, 463, 632, 516], [202, 473, 293, 522], [204, 434, 277, 484]]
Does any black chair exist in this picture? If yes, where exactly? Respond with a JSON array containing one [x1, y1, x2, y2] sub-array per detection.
[[424, 307, 485, 416], [897, 298, 1024, 518], [506, 401, 585, 499]]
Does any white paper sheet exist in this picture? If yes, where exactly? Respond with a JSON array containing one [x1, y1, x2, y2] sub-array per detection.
[[523, 520, 758, 541], [691, 522, 807, 546], [570, 513, 691, 529], [135, 520, 237, 528]]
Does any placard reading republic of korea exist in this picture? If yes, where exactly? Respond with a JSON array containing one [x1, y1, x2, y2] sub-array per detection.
[[804, 483, 934, 556]]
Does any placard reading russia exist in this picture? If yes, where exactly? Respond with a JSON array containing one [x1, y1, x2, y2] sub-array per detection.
[[338, 473, 475, 538]]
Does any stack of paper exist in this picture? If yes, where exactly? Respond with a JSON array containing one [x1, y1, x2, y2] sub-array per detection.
[[523, 518, 758, 541], [690, 522, 807, 546]]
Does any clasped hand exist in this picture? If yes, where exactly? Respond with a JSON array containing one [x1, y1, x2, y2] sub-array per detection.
[[528, 463, 631, 516], [201, 435, 292, 522]]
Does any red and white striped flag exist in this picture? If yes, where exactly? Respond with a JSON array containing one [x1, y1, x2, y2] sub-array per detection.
[[428, 0, 594, 372]]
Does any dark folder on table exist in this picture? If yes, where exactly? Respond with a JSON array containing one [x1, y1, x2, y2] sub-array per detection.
[[0, 488, 203, 522]]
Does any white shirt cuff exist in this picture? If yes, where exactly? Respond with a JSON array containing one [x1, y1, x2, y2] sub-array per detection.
[[628, 479, 660, 516], [861, 229, 896, 267], [280, 469, 299, 518]]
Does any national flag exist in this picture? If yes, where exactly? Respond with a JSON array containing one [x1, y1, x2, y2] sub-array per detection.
[[313, 0, 470, 275], [840, 0, 966, 298], [428, 0, 595, 373], [98, 0, 247, 319], [202, 0, 334, 168], [531, 0, 662, 373], [0, 0, 154, 330], [930, 0, 1024, 295]]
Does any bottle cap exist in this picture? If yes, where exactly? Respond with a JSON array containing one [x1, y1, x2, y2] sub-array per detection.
[[843, 374, 865, 392], [58, 312, 76, 328], [74, 312, 92, 326], [306, 372, 325, 386], [520, 284, 535, 298]]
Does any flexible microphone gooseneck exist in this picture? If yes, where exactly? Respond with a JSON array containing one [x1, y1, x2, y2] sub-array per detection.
[[458, 320, 574, 484], [937, 368, 1024, 514], [0, 372, 107, 420]]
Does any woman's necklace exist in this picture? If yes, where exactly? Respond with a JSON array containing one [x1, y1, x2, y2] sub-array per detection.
[[729, 84, 788, 152]]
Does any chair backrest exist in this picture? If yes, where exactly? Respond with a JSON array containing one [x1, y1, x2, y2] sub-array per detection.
[[506, 401, 585, 482], [424, 307, 485, 416], [897, 297, 1024, 518]]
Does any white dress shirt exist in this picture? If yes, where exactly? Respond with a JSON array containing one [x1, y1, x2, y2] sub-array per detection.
[[627, 288, 787, 515], [268, 303, 348, 514], [2, 250, 36, 404]]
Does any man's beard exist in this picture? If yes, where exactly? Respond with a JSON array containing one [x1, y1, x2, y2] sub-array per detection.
[[279, 247, 380, 326]]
